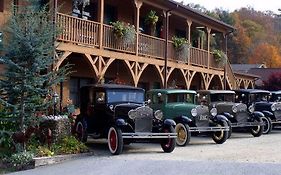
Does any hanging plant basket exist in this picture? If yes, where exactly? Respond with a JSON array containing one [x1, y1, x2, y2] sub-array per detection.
[[213, 49, 227, 67], [172, 36, 190, 62], [111, 21, 136, 47]]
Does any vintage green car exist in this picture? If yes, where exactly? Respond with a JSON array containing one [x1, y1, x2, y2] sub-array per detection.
[[147, 89, 230, 146]]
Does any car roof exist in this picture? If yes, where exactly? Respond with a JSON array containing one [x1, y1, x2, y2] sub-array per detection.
[[82, 84, 144, 91], [197, 90, 235, 94], [235, 89, 270, 94], [147, 89, 196, 94]]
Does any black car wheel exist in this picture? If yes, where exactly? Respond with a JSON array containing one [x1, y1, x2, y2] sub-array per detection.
[[108, 126, 123, 155], [262, 116, 272, 134], [212, 120, 228, 144], [161, 126, 176, 153], [250, 118, 264, 137], [74, 119, 88, 142], [175, 123, 191, 146]]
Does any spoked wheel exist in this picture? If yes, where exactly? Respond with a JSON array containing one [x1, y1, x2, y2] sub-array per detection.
[[212, 120, 228, 144], [250, 118, 264, 137], [175, 123, 191, 146], [108, 126, 123, 155], [74, 119, 87, 142], [262, 116, 272, 134], [161, 126, 176, 153]]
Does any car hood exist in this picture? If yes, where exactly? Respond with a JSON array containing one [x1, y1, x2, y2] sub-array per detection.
[[114, 103, 144, 117], [255, 101, 281, 112], [164, 103, 197, 118]]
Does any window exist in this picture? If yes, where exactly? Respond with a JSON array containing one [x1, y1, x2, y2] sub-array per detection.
[[104, 4, 117, 24], [0, 0, 3, 12], [175, 29, 186, 38], [69, 77, 95, 107]]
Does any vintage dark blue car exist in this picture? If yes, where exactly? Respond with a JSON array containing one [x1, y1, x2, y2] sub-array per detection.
[[235, 89, 281, 134], [197, 90, 264, 138], [270, 91, 281, 102], [73, 84, 177, 155]]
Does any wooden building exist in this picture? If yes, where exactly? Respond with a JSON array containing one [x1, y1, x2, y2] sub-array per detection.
[[0, 0, 256, 107]]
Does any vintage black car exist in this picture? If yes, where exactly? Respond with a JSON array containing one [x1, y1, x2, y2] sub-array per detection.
[[197, 90, 264, 137], [147, 89, 230, 146], [235, 89, 281, 134], [270, 91, 281, 102], [73, 84, 177, 155]]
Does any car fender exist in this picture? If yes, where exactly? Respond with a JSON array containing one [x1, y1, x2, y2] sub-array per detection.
[[252, 111, 264, 120], [262, 110, 274, 120], [222, 112, 233, 119], [174, 116, 192, 124], [164, 119, 176, 127], [215, 114, 229, 122]]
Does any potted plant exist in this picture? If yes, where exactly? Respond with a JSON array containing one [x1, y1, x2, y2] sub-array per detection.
[[145, 10, 159, 36], [111, 21, 136, 47], [172, 36, 190, 62]]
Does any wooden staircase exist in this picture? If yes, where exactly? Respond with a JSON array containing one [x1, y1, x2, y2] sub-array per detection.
[[225, 59, 237, 90]]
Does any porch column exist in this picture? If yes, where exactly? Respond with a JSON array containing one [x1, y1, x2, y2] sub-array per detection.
[[98, 0, 104, 49], [134, 0, 143, 56], [186, 19, 192, 65], [222, 32, 227, 54], [207, 27, 211, 69], [164, 10, 171, 89]]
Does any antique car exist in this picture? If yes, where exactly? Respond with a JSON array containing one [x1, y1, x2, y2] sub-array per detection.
[[270, 91, 281, 102], [235, 89, 281, 134], [197, 90, 264, 137], [146, 89, 230, 146], [74, 84, 177, 155]]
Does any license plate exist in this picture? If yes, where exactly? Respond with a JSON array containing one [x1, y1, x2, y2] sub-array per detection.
[[199, 115, 208, 120]]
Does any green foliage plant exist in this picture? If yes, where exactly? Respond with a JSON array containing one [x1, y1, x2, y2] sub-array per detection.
[[7, 151, 34, 168], [145, 10, 159, 26], [111, 21, 136, 46], [51, 136, 89, 154], [213, 49, 226, 64], [172, 36, 190, 62]]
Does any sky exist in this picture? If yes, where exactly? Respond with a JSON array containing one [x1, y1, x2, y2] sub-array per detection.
[[174, 0, 281, 14]]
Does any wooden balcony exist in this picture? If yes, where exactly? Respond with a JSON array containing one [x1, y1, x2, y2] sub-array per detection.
[[56, 13, 223, 70]]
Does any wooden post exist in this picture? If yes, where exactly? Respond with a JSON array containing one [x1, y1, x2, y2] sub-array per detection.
[[134, 0, 143, 56], [164, 10, 171, 89], [186, 19, 192, 65], [207, 27, 211, 69], [98, 0, 104, 49]]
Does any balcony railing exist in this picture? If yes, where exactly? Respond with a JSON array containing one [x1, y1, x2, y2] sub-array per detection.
[[56, 13, 223, 70], [56, 13, 100, 46]]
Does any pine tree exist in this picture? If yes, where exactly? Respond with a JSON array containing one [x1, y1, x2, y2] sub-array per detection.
[[0, 1, 69, 133]]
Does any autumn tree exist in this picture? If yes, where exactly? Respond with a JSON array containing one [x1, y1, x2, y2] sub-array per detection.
[[262, 72, 281, 90]]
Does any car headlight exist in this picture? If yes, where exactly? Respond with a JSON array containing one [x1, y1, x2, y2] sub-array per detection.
[[271, 104, 276, 111], [154, 110, 163, 120], [248, 104, 255, 113], [128, 110, 137, 120], [232, 105, 238, 113], [191, 108, 197, 117], [210, 108, 217, 117]]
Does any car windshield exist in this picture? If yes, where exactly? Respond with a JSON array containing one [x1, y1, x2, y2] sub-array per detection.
[[107, 89, 144, 103], [167, 93, 195, 103], [210, 93, 234, 102], [250, 93, 269, 103]]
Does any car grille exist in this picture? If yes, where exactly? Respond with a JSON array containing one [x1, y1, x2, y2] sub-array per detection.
[[274, 111, 281, 120], [235, 112, 249, 123], [195, 106, 210, 127], [133, 106, 153, 132]]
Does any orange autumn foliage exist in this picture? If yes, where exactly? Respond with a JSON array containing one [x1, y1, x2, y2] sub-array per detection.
[[249, 43, 281, 68]]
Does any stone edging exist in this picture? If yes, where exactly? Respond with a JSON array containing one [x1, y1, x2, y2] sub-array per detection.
[[33, 152, 94, 167]]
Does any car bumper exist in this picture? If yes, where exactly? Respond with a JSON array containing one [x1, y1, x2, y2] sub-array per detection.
[[189, 126, 229, 132], [122, 132, 177, 139], [231, 122, 263, 128]]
